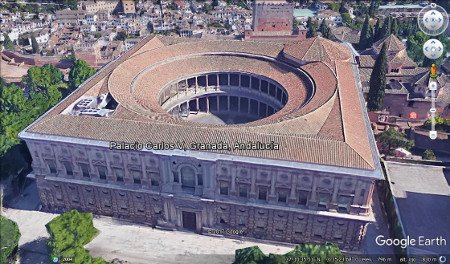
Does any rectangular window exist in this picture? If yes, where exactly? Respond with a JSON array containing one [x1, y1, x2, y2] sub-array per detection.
[[97, 165, 107, 180], [151, 179, 159, 186], [79, 163, 90, 178], [239, 185, 248, 198], [197, 174, 203, 186], [298, 191, 309, 206], [258, 187, 267, 201], [338, 195, 354, 212], [47, 160, 57, 174], [131, 170, 142, 184], [278, 189, 288, 203], [220, 182, 229, 195], [62, 161, 73, 176], [173, 171, 179, 183], [318, 192, 331, 209], [114, 168, 124, 182]]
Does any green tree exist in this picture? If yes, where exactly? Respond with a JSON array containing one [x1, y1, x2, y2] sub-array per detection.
[[422, 149, 436, 161], [307, 18, 318, 38], [2, 33, 14, 50], [0, 83, 27, 113], [376, 128, 414, 155], [339, 0, 347, 14], [380, 17, 391, 40], [46, 210, 107, 264], [391, 18, 399, 36], [329, 2, 340, 12], [341, 12, 352, 26], [235, 246, 266, 264], [367, 43, 388, 111], [114, 31, 128, 41], [359, 15, 371, 50], [31, 33, 39, 54], [203, 3, 213, 14], [373, 18, 383, 42], [319, 20, 331, 39], [23, 64, 64, 92], [68, 59, 96, 91], [234, 243, 346, 264], [406, 32, 450, 67], [0, 216, 21, 264], [368, 0, 380, 17]]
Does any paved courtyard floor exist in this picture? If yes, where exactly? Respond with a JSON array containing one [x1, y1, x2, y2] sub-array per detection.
[[1, 178, 394, 264], [2, 208, 294, 264]]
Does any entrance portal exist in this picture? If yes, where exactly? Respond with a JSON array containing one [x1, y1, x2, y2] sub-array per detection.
[[182, 211, 197, 231]]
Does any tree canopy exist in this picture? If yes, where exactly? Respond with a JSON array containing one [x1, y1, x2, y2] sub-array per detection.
[[422, 149, 436, 161], [68, 59, 96, 91], [23, 64, 64, 93], [235, 243, 346, 264], [0, 216, 21, 264], [376, 128, 414, 155], [406, 32, 450, 67], [2, 33, 14, 50], [31, 34, 39, 54], [367, 43, 388, 111], [114, 31, 128, 41], [0, 59, 94, 179], [319, 20, 331, 39], [359, 16, 371, 50], [306, 17, 318, 38], [46, 210, 107, 264]]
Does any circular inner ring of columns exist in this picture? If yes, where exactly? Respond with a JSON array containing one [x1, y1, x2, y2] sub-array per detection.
[[159, 72, 288, 125]]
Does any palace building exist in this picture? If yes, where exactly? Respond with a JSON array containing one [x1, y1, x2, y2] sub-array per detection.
[[245, 0, 306, 41], [19, 36, 382, 251]]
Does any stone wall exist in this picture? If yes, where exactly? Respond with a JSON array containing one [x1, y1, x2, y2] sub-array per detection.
[[26, 139, 374, 249]]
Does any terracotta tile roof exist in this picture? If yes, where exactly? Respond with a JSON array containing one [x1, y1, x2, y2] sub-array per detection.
[[23, 36, 378, 172], [373, 34, 405, 53], [283, 37, 352, 65]]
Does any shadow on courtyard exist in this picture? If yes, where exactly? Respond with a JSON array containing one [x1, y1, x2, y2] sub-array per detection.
[[19, 237, 50, 264]]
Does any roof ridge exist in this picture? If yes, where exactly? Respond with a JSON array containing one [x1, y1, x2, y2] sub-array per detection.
[[334, 60, 375, 170]]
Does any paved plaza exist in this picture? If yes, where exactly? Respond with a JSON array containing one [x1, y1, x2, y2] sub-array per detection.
[[1, 178, 394, 264]]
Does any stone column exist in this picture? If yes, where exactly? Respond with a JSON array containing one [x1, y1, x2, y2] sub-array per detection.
[[206, 96, 210, 113], [228, 73, 230, 86], [308, 175, 318, 208], [257, 102, 261, 118], [206, 74, 209, 89], [288, 175, 298, 205], [329, 178, 341, 211], [249, 168, 257, 200], [140, 154, 150, 189], [195, 76, 198, 93], [121, 153, 133, 187], [217, 95, 220, 111], [216, 74, 219, 89], [230, 166, 237, 195], [238, 96, 241, 113], [160, 158, 173, 193], [268, 171, 277, 204]]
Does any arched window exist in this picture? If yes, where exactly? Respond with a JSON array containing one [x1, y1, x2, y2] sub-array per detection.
[[180, 166, 196, 191]]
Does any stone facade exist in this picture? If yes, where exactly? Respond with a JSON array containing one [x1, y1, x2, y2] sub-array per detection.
[[26, 138, 374, 251]]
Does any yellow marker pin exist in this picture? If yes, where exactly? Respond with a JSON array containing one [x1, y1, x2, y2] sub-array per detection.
[[430, 63, 438, 79]]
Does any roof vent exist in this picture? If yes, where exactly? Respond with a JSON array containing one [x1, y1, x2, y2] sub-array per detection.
[[67, 93, 117, 117]]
